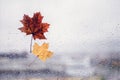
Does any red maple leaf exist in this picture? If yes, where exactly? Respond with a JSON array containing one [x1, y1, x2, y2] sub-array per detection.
[[19, 12, 50, 39]]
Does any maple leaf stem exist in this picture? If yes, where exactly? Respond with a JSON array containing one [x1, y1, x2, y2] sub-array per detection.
[[30, 35, 33, 53], [28, 56, 38, 67]]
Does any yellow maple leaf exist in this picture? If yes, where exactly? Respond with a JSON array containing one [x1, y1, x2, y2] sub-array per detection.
[[32, 43, 53, 61]]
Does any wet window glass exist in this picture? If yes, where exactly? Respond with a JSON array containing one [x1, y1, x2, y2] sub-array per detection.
[[0, 0, 120, 80]]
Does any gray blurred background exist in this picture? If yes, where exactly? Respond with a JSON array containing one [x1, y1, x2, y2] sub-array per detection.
[[0, 0, 120, 80]]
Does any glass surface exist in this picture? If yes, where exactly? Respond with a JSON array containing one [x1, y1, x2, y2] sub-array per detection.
[[0, 0, 120, 80]]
